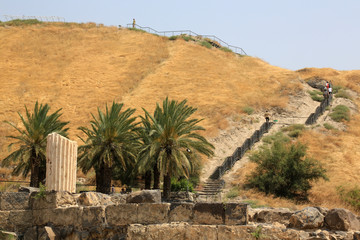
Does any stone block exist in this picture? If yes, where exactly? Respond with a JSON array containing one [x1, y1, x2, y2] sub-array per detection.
[[289, 207, 324, 229], [325, 208, 360, 231], [137, 203, 170, 224], [193, 203, 224, 225], [253, 208, 293, 225], [29, 191, 77, 210], [106, 204, 138, 226], [127, 223, 188, 240], [0, 192, 29, 210], [126, 190, 161, 203], [185, 225, 218, 240], [0, 211, 10, 229], [82, 206, 105, 229], [78, 192, 113, 206], [33, 207, 81, 227], [110, 193, 127, 204], [169, 203, 194, 223], [8, 210, 32, 232], [224, 203, 248, 225]]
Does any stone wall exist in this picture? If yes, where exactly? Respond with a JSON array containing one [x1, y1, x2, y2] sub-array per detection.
[[1, 191, 360, 239]]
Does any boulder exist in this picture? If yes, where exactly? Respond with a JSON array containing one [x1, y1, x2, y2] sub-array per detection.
[[252, 208, 293, 225], [18, 186, 39, 193], [0, 192, 29, 210], [289, 207, 324, 229], [29, 191, 77, 210], [325, 208, 360, 231], [169, 191, 194, 202], [110, 193, 127, 204], [126, 190, 161, 203], [305, 76, 328, 90], [224, 203, 248, 225], [78, 192, 113, 206]]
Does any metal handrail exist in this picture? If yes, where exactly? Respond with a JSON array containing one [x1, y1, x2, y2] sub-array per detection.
[[126, 23, 247, 55]]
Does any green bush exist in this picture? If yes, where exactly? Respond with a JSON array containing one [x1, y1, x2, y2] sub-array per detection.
[[262, 132, 290, 145], [226, 187, 240, 199], [128, 27, 146, 33], [282, 124, 305, 138], [220, 47, 232, 53], [308, 90, 324, 102], [323, 123, 336, 130], [169, 35, 178, 40], [329, 105, 350, 122], [332, 85, 343, 94], [200, 41, 212, 49], [335, 89, 351, 99], [181, 35, 195, 42], [242, 106, 254, 115], [0, 19, 42, 27], [171, 178, 194, 192], [246, 140, 328, 200], [337, 185, 360, 210]]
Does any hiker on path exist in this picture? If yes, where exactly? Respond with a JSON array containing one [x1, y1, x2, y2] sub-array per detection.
[[132, 18, 136, 28], [264, 110, 271, 132]]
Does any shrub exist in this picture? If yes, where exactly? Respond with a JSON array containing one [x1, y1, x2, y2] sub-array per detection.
[[180, 35, 195, 42], [282, 124, 305, 138], [308, 90, 324, 102], [128, 27, 146, 33], [332, 85, 343, 94], [242, 106, 254, 115], [200, 41, 212, 49], [337, 185, 360, 210], [169, 36, 178, 40], [323, 123, 336, 130], [220, 47, 232, 53], [262, 132, 290, 145], [335, 89, 351, 99], [226, 187, 240, 199], [246, 140, 328, 200], [329, 105, 350, 122], [171, 178, 194, 192], [0, 19, 42, 26]]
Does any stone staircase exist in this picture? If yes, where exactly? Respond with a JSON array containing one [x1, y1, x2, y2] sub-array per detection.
[[197, 179, 224, 198]]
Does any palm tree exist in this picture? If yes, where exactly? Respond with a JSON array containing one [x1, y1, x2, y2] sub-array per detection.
[[2, 101, 69, 187], [138, 97, 214, 199], [78, 102, 139, 194]]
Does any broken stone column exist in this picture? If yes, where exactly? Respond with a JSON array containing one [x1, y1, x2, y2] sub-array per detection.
[[46, 132, 77, 193]]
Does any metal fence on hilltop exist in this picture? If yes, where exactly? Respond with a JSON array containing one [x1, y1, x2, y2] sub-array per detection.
[[305, 95, 332, 125], [126, 23, 247, 55], [2, 15, 65, 22]]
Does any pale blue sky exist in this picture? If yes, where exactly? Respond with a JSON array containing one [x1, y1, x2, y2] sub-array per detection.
[[1, 0, 359, 70]]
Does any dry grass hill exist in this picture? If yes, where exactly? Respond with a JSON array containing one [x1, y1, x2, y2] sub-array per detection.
[[1, 22, 360, 213]]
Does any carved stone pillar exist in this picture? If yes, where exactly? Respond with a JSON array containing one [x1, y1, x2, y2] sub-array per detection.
[[46, 132, 77, 192]]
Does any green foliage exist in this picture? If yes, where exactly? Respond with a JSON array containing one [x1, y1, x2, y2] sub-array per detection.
[[220, 47, 232, 53], [335, 89, 351, 99], [33, 183, 46, 199], [200, 41, 213, 49], [226, 187, 240, 199], [171, 178, 194, 192], [323, 123, 336, 130], [262, 132, 290, 145], [251, 225, 264, 240], [308, 90, 324, 102], [78, 102, 139, 193], [0, 19, 42, 27], [246, 140, 328, 200], [137, 97, 214, 198], [332, 85, 343, 94], [169, 35, 178, 40], [329, 105, 350, 122], [128, 27, 146, 33], [242, 106, 254, 115], [337, 185, 360, 210], [2, 101, 69, 187], [282, 124, 305, 138]]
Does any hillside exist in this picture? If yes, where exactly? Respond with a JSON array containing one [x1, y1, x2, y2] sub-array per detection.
[[1, 22, 360, 212]]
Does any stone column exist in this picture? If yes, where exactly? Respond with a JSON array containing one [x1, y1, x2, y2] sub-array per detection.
[[46, 132, 77, 193]]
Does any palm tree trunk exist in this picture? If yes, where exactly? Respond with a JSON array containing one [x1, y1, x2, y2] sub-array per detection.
[[30, 156, 40, 187], [96, 161, 112, 194], [144, 170, 152, 189], [153, 164, 160, 189], [163, 174, 171, 200]]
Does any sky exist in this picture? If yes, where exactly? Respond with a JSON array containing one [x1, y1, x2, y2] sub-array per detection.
[[1, 0, 360, 71]]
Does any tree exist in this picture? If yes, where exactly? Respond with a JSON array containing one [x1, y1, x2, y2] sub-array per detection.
[[2, 101, 69, 187], [78, 102, 139, 194], [137, 97, 214, 199], [246, 140, 328, 200]]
